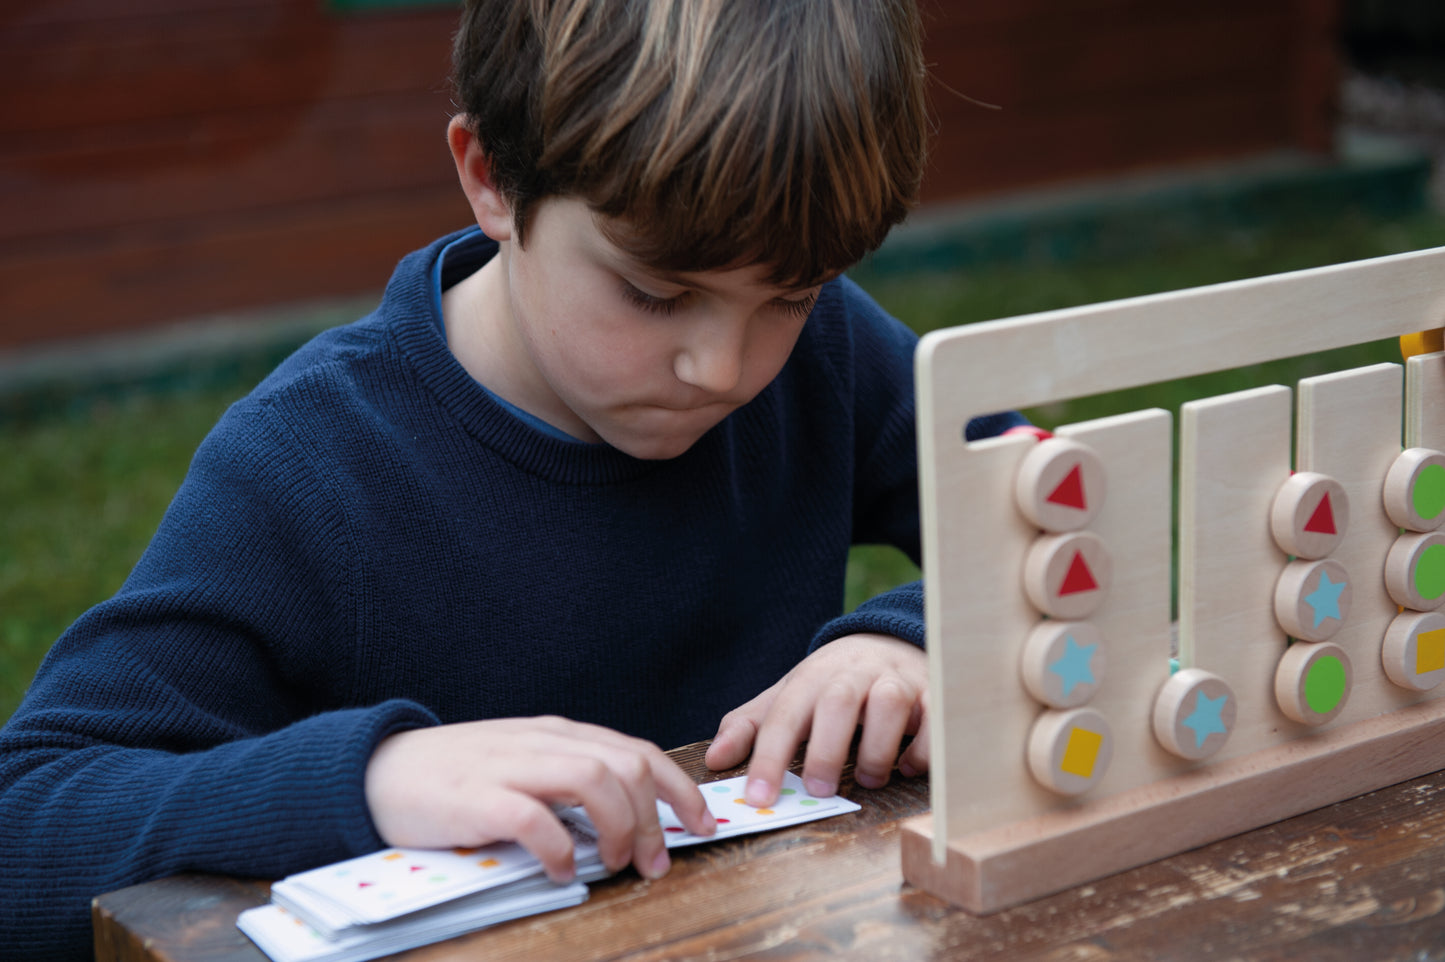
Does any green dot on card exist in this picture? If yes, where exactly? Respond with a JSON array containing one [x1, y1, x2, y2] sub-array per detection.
[[779, 788, 796, 795], [799, 798, 819, 806], [1304, 656, 1347, 715], [1415, 464, 1445, 521], [1416, 544, 1445, 601]]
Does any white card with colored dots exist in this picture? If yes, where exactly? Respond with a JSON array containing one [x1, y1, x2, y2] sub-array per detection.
[[657, 770, 861, 845], [271, 813, 603, 931]]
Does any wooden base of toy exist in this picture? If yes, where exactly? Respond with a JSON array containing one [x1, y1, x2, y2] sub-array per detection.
[[900, 695, 1445, 914]]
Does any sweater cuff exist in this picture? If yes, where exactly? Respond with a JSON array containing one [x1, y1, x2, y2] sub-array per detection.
[[335, 699, 441, 857], [809, 580, 925, 653]]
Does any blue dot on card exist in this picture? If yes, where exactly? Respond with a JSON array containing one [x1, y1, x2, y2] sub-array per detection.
[[710, 785, 729, 792]]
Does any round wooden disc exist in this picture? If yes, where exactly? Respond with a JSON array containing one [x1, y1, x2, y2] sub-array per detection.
[[1026, 706, 1114, 796], [1381, 609, 1445, 692], [1152, 668, 1237, 760], [1383, 448, 1445, 532], [1014, 438, 1106, 533], [1022, 531, 1112, 619], [1384, 531, 1445, 611], [1269, 472, 1348, 560], [1019, 620, 1106, 709], [1274, 641, 1352, 726], [1273, 557, 1352, 642]]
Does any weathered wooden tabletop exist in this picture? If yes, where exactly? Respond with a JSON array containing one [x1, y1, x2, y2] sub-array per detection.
[[93, 742, 1445, 961]]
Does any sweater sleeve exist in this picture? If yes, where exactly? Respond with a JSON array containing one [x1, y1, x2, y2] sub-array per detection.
[[0, 401, 438, 961], [808, 280, 1026, 652]]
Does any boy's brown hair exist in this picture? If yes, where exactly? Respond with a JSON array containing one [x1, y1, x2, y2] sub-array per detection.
[[452, 0, 928, 288]]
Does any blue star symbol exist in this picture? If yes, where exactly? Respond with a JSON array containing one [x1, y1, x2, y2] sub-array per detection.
[[1304, 571, 1346, 628], [1182, 690, 1229, 748], [1049, 635, 1097, 698]]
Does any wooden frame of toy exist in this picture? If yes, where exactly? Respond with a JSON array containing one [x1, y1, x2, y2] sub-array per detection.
[[900, 246, 1445, 912]]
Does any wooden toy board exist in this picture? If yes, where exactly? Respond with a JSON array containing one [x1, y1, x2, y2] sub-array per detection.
[[899, 246, 1445, 913]]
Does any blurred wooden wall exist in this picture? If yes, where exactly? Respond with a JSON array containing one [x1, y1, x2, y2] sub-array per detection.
[[0, 0, 1338, 351]]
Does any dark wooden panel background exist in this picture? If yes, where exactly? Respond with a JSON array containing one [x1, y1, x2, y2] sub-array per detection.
[[0, 0, 1338, 351]]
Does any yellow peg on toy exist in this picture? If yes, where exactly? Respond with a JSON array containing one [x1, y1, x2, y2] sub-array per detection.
[[1401, 328, 1444, 360]]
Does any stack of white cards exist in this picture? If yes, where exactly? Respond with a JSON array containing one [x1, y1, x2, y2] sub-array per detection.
[[238, 771, 860, 962]]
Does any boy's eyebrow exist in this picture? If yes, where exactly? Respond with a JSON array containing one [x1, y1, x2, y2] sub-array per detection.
[[624, 259, 831, 297]]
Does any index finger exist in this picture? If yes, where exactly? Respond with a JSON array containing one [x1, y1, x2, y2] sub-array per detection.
[[650, 746, 716, 838], [741, 684, 819, 807]]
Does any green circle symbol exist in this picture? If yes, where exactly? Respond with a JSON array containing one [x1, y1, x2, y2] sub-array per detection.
[[1416, 544, 1445, 601], [1415, 464, 1445, 522], [1304, 655, 1347, 715]]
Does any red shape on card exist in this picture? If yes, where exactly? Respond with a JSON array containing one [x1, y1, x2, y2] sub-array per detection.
[[410, 865, 426, 872], [1304, 494, 1337, 535], [1058, 551, 1099, 596], [358, 881, 374, 889], [1046, 464, 1088, 511]]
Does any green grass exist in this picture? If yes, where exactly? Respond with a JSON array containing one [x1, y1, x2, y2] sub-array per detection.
[[3, 210, 1445, 726]]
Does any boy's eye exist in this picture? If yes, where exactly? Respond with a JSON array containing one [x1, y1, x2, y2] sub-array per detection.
[[774, 292, 818, 319], [621, 281, 684, 316]]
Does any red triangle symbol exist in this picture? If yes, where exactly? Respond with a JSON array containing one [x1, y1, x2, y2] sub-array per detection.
[[410, 865, 426, 872], [1046, 465, 1088, 511], [1304, 494, 1336, 535], [358, 881, 374, 889], [1058, 551, 1099, 595]]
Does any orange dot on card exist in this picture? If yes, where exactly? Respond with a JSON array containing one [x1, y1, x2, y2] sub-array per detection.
[[478, 858, 500, 869], [382, 852, 403, 861], [756, 809, 774, 815]]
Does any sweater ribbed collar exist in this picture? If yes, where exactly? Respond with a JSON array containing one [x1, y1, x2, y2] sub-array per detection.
[[386, 229, 667, 486]]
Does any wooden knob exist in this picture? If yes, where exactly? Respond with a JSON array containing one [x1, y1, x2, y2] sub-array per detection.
[[1153, 668, 1236, 760], [1014, 438, 1106, 533], [1022, 531, 1112, 619], [1269, 472, 1348, 559], [1273, 558, 1352, 642], [1384, 531, 1445, 611], [1275, 641, 1352, 726], [1381, 610, 1445, 692], [1027, 707, 1114, 796], [1019, 620, 1106, 709], [1384, 448, 1445, 532]]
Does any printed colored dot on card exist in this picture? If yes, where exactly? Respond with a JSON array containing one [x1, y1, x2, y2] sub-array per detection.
[[428, 875, 447, 883], [452, 847, 477, 857], [382, 852, 403, 861], [779, 789, 796, 795], [755, 809, 774, 815], [1305, 656, 1348, 715], [799, 799, 818, 806], [478, 858, 500, 869], [664, 826, 685, 833], [710, 785, 729, 792], [733, 798, 748, 805], [715, 818, 730, 823]]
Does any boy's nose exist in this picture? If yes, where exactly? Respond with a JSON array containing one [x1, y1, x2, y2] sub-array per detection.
[[673, 319, 746, 395]]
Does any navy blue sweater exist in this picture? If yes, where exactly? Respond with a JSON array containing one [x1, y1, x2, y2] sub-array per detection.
[[0, 230, 1021, 957]]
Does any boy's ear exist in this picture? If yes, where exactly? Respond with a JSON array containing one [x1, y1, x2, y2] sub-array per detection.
[[447, 115, 514, 242]]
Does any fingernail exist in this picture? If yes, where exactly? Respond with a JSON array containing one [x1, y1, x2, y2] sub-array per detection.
[[646, 849, 671, 880], [854, 771, 884, 789], [702, 811, 718, 833], [804, 777, 835, 798], [744, 778, 773, 806], [898, 761, 919, 778]]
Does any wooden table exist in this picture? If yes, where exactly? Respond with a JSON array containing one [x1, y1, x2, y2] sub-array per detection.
[[94, 743, 1445, 961]]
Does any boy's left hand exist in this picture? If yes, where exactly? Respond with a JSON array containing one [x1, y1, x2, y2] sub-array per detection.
[[704, 633, 928, 806]]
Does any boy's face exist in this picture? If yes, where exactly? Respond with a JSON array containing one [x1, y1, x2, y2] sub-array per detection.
[[482, 198, 822, 460]]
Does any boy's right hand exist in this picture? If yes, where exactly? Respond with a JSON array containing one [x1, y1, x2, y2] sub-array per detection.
[[364, 716, 715, 882]]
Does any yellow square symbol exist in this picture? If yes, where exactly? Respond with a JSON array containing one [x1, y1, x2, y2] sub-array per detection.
[[1060, 726, 1103, 779], [1416, 628, 1445, 674]]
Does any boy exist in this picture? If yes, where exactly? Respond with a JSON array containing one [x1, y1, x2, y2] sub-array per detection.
[[0, 0, 1024, 956]]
